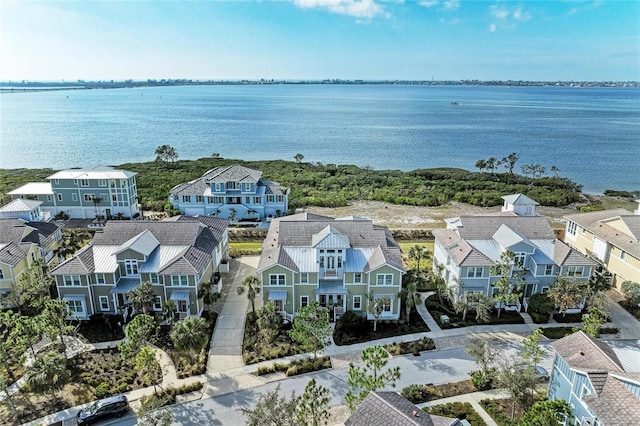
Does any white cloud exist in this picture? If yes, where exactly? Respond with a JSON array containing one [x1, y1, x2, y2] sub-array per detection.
[[489, 23, 496, 32], [489, 6, 509, 19], [443, 0, 460, 10], [488, 3, 532, 31], [419, 1, 439, 7], [568, 1, 602, 16], [294, 0, 385, 19], [512, 7, 531, 22]]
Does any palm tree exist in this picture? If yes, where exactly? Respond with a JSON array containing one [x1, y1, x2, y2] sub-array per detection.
[[127, 281, 155, 314], [161, 300, 177, 325], [237, 275, 261, 317], [170, 317, 208, 362], [27, 351, 68, 399], [399, 281, 422, 323], [198, 280, 221, 312], [408, 244, 430, 272], [257, 302, 282, 344], [55, 229, 88, 261], [91, 196, 103, 219]]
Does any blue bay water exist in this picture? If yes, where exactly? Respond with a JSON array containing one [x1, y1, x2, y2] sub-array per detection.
[[1, 84, 638, 193]]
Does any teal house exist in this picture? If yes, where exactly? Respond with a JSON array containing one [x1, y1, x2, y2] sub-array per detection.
[[9, 166, 139, 219]]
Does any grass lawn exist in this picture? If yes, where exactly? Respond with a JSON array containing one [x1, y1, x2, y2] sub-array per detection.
[[229, 241, 262, 251], [398, 241, 434, 253]]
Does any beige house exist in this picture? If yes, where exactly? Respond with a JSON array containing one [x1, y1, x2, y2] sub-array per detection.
[[257, 213, 405, 322], [564, 202, 640, 289]]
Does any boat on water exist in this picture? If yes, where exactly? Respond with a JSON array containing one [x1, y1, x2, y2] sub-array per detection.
[[450, 101, 460, 106]]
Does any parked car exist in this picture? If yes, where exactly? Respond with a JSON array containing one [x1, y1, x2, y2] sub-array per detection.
[[514, 364, 549, 381], [77, 394, 129, 425]]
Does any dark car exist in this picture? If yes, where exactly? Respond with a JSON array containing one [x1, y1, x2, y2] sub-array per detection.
[[77, 394, 129, 425]]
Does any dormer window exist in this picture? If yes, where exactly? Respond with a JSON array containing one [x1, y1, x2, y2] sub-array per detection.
[[124, 260, 138, 276], [242, 183, 252, 192]]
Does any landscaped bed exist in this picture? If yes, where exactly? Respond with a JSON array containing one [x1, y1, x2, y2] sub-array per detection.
[[74, 313, 125, 343], [384, 337, 436, 356], [242, 313, 304, 364], [540, 326, 619, 339], [256, 355, 332, 377], [426, 295, 525, 329], [333, 310, 430, 346], [424, 401, 487, 426], [401, 379, 477, 404]]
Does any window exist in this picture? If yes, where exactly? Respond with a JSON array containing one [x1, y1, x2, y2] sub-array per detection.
[[267, 195, 275, 203], [245, 197, 251, 204], [353, 295, 362, 310], [300, 295, 309, 308], [110, 180, 116, 188], [67, 299, 84, 315], [620, 251, 627, 260], [121, 180, 127, 187], [54, 179, 60, 185], [153, 296, 162, 311], [214, 196, 224, 203], [467, 267, 483, 278], [514, 253, 526, 267], [0, 270, 4, 280], [99, 296, 109, 311], [354, 273, 362, 284], [374, 295, 392, 312], [254, 197, 261, 204], [269, 274, 286, 286], [171, 275, 189, 286], [57, 193, 63, 202], [567, 222, 577, 236], [47, 195, 53, 202], [215, 183, 224, 192], [226, 181, 239, 190], [566, 266, 583, 277], [206, 197, 213, 204], [196, 195, 203, 203], [149, 274, 159, 285], [243, 183, 252, 192], [541, 286, 550, 294], [95, 274, 106, 284], [112, 194, 117, 202], [72, 193, 78, 201], [124, 260, 138, 276], [544, 265, 554, 275], [580, 384, 591, 398], [182, 195, 191, 203], [319, 256, 324, 268], [376, 274, 393, 286], [277, 195, 284, 202], [63, 275, 81, 286], [80, 179, 89, 187], [337, 256, 343, 268], [83, 194, 95, 202], [98, 179, 107, 187], [300, 273, 308, 284]]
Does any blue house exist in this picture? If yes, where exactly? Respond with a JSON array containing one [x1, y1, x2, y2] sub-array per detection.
[[549, 331, 640, 425], [169, 165, 288, 221]]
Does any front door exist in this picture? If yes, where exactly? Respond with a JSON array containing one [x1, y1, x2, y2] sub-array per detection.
[[177, 300, 188, 318], [274, 300, 284, 313]]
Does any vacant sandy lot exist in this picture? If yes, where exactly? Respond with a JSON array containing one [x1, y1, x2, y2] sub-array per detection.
[[305, 200, 577, 230]]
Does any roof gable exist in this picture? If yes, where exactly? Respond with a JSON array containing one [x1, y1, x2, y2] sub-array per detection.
[[550, 331, 624, 373], [312, 225, 351, 249], [114, 229, 160, 257]]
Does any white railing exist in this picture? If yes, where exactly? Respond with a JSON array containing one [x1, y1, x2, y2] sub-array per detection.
[[334, 306, 345, 321], [523, 297, 529, 312]]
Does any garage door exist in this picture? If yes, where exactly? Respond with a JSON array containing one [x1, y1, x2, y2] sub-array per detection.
[[185, 207, 206, 216]]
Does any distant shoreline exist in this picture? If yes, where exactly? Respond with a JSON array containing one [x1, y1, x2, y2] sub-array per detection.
[[1, 79, 638, 93]]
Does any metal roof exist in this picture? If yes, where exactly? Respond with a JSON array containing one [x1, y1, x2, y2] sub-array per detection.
[[47, 166, 136, 180], [138, 245, 189, 273], [114, 229, 160, 257], [170, 290, 190, 301], [316, 282, 348, 295], [267, 291, 288, 301], [8, 182, 53, 195], [92, 245, 119, 273], [110, 278, 141, 294], [0, 199, 42, 213]]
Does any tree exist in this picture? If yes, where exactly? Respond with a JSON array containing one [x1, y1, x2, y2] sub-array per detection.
[[474, 159, 487, 172], [519, 329, 545, 369], [257, 302, 282, 344], [621, 281, 640, 306], [407, 244, 429, 272], [289, 301, 332, 359], [490, 250, 525, 319], [170, 316, 208, 362], [134, 346, 161, 395], [55, 229, 89, 261], [399, 281, 422, 322], [345, 345, 401, 411], [297, 378, 330, 426], [502, 152, 519, 174], [473, 293, 494, 324], [429, 264, 448, 304], [138, 394, 174, 426], [581, 307, 607, 337], [0, 310, 25, 382], [486, 157, 497, 174], [521, 163, 546, 184], [548, 276, 589, 316], [466, 338, 499, 375], [495, 358, 539, 418], [294, 153, 305, 163], [127, 281, 155, 314], [154, 144, 178, 163], [15, 313, 41, 359], [550, 165, 561, 178], [239, 384, 298, 426], [26, 351, 69, 399], [368, 292, 391, 332], [0, 373, 18, 421], [40, 298, 75, 357], [228, 207, 237, 223], [119, 314, 157, 357], [237, 275, 261, 317], [9, 259, 54, 313], [198, 280, 221, 313], [161, 300, 177, 325], [518, 399, 571, 426]]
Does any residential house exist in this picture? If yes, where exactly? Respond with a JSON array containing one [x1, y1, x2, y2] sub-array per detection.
[[501, 193, 539, 216], [8, 166, 140, 219], [169, 164, 288, 221], [257, 213, 404, 321], [548, 331, 640, 425], [0, 218, 63, 302], [0, 199, 50, 221], [563, 202, 640, 289], [49, 216, 228, 320], [432, 195, 595, 312], [345, 391, 463, 426]]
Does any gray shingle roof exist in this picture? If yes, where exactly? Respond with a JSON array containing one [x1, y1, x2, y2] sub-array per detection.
[[0, 219, 62, 263], [550, 331, 623, 373], [454, 216, 555, 240], [202, 165, 263, 183], [0, 242, 25, 266], [257, 213, 404, 273], [582, 374, 640, 425], [345, 392, 458, 426]]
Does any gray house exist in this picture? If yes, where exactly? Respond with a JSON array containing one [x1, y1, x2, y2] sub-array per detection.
[[50, 217, 228, 320]]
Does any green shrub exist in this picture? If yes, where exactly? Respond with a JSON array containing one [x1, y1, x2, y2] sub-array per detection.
[[94, 382, 111, 399], [528, 310, 550, 324], [479, 399, 518, 426], [528, 293, 553, 313], [256, 365, 275, 376], [285, 356, 331, 377], [541, 327, 575, 339], [424, 401, 486, 426], [470, 369, 494, 391], [401, 384, 432, 404]]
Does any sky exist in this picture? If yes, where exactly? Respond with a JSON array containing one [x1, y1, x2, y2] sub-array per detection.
[[1, 0, 639, 82]]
